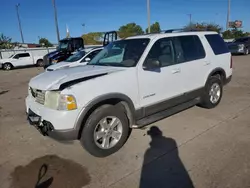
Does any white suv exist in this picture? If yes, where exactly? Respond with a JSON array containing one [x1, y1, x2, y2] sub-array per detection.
[[26, 31, 232, 157]]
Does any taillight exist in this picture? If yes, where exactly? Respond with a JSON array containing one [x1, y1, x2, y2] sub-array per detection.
[[230, 55, 233, 68]]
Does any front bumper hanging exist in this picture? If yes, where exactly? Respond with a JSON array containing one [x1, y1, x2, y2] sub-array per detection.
[[27, 109, 54, 136], [26, 108, 79, 141]]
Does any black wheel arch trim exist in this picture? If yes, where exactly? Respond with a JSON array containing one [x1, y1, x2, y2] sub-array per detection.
[[74, 93, 137, 136], [3, 62, 13, 68], [207, 68, 227, 84], [36, 59, 43, 63]]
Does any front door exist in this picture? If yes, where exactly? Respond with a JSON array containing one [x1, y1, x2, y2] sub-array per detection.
[[138, 37, 185, 116], [16, 53, 33, 66]]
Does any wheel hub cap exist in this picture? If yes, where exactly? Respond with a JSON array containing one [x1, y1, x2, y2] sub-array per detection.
[[94, 116, 123, 149], [209, 83, 221, 104]]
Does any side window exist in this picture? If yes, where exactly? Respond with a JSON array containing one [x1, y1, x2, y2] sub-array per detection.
[[205, 34, 229, 55], [145, 38, 175, 67], [13, 54, 19, 59], [177, 35, 205, 62], [18, 53, 30, 58], [84, 49, 102, 61]]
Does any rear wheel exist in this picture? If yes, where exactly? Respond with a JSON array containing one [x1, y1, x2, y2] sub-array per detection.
[[3, 63, 12, 71], [199, 76, 223, 109], [80, 104, 130, 157], [36, 59, 44, 67]]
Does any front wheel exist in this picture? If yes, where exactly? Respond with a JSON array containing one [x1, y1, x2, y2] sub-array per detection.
[[36, 59, 44, 67], [3, 63, 12, 71], [198, 76, 223, 109], [80, 104, 130, 157]]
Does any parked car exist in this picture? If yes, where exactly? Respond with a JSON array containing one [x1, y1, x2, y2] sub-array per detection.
[[26, 30, 232, 157], [227, 36, 250, 55], [0, 52, 44, 70], [43, 31, 118, 69], [46, 47, 103, 71]]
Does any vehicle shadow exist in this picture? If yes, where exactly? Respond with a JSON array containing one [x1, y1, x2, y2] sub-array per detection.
[[139, 126, 194, 188]]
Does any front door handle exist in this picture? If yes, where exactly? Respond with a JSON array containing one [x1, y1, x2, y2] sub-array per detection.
[[172, 68, 181, 74]]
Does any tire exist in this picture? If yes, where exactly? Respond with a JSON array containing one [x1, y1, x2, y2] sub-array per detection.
[[80, 104, 130, 157], [3, 63, 12, 71], [244, 48, 249, 55], [199, 76, 223, 109], [36, 59, 44, 67]]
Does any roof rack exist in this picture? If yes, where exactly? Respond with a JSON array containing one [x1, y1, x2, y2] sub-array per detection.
[[162, 28, 217, 33]]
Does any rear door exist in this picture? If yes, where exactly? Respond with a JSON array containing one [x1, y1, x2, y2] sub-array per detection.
[[15, 53, 33, 66], [172, 35, 208, 93]]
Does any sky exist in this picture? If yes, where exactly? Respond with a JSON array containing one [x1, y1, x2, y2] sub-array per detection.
[[1, 0, 250, 44]]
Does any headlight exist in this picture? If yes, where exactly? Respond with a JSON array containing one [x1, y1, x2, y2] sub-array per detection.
[[44, 91, 77, 111], [238, 44, 245, 50], [52, 59, 58, 64]]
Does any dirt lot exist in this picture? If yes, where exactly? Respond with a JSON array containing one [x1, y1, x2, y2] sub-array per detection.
[[1, 56, 250, 188]]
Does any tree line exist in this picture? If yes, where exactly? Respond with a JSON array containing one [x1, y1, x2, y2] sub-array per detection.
[[82, 22, 249, 44], [1, 21, 250, 48]]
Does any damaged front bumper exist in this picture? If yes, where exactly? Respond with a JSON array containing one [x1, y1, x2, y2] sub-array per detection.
[[26, 108, 79, 141], [27, 109, 54, 136]]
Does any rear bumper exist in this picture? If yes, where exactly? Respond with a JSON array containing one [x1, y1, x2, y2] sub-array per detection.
[[224, 75, 232, 85]]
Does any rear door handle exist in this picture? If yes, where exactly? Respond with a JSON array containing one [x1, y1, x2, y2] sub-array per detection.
[[172, 68, 181, 74]]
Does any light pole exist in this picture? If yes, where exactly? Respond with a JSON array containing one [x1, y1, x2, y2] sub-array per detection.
[[226, 0, 231, 30], [187, 13, 192, 25], [52, 0, 60, 43], [147, 0, 150, 33], [16, 3, 24, 43]]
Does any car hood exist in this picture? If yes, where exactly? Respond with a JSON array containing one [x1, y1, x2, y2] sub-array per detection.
[[29, 65, 126, 90], [0, 58, 11, 63], [46, 61, 84, 71]]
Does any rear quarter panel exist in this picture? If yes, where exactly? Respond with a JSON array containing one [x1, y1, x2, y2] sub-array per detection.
[[200, 34, 232, 85]]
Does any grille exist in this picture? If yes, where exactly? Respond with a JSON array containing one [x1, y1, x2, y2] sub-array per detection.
[[30, 87, 45, 105], [228, 45, 238, 50], [43, 55, 51, 66]]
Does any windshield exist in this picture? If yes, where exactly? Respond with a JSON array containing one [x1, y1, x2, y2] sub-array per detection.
[[58, 40, 69, 50], [65, 50, 86, 62], [234, 38, 249, 43], [9, 54, 14, 58], [87, 38, 150, 67]]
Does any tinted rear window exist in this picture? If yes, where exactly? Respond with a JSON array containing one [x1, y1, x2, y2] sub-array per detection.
[[205, 34, 229, 55], [178, 35, 206, 62]]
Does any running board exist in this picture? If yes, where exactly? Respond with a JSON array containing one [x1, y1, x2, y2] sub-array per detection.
[[132, 98, 200, 129]]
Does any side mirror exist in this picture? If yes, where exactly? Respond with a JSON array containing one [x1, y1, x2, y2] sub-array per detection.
[[143, 59, 161, 70], [13, 55, 19, 59], [85, 57, 91, 62]]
